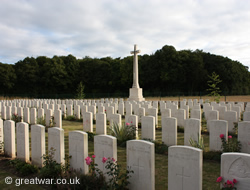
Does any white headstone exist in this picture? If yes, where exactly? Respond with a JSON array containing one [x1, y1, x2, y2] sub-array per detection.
[[138, 107, 145, 123], [209, 120, 228, 151], [221, 153, 250, 190], [23, 107, 30, 123], [30, 108, 37, 125], [48, 127, 65, 164], [243, 111, 250, 121], [69, 131, 88, 174], [94, 135, 117, 177], [238, 121, 250, 154], [54, 110, 62, 128], [206, 110, 219, 131], [0, 119, 3, 142], [177, 109, 186, 127], [96, 113, 106, 135], [16, 122, 29, 162], [141, 116, 155, 140], [46, 109, 53, 127], [162, 117, 177, 146], [3, 120, 15, 158], [110, 113, 122, 127], [184, 118, 201, 146], [127, 140, 154, 190], [148, 108, 158, 125], [168, 146, 202, 190], [31, 124, 46, 167], [224, 111, 237, 132], [83, 112, 93, 132]]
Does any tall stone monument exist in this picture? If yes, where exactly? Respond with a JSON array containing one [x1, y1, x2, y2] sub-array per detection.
[[128, 44, 145, 101]]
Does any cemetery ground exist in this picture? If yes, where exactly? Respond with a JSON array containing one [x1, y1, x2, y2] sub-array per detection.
[[0, 116, 223, 190]]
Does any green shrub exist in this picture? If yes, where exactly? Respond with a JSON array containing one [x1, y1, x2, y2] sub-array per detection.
[[11, 113, 22, 123], [109, 122, 137, 147], [0, 141, 4, 153], [220, 134, 241, 153], [37, 116, 46, 126], [203, 151, 221, 162], [9, 159, 38, 176], [143, 139, 168, 155], [39, 147, 62, 179], [189, 133, 204, 150], [86, 131, 95, 142]]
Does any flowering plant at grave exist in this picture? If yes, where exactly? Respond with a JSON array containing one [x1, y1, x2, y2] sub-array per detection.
[[216, 176, 237, 189], [109, 122, 137, 147], [11, 113, 22, 123], [220, 134, 241, 152], [85, 155, 133, 189]]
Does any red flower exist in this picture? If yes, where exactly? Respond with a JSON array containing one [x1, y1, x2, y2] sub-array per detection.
[[220, 134, 224, 139], [216, 176, 223, 182], [228, 135, 232, 139], [102, 157, 108, 163], [233, 179, 237, 184], [92, 155, 96, 158]]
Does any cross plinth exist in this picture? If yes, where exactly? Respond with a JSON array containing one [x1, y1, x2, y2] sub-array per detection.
[[128, 44, 145, 102]]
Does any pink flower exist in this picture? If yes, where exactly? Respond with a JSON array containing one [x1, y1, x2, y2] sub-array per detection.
[[92, 155, 96, 158], [220, 134, 224, 139], [233, 179, 237, 184], [126, 122, 130, 126], [227, 180, 234, 187], [131, 121, 133, 123], [111, 157, 116, 162], [228, 136, 232, 139], [102, 157, 108, 163], [216, 176, 223, 183], [85, 156, 92, 165]]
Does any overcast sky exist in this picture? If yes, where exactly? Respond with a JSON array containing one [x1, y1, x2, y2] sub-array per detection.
[[1, 0, 250, 69]]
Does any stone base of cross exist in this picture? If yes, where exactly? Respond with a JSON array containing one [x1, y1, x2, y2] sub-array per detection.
[[128, 88, 145, 101]]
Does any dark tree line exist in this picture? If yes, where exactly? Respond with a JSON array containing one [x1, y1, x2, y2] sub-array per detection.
[[0, 45, 249, 98]]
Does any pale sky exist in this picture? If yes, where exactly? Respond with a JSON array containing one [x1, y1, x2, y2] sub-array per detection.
[[1, 0, 250, 69]]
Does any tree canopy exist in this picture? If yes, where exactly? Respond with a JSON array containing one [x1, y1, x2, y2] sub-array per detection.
[[1, 45, 249, 98]]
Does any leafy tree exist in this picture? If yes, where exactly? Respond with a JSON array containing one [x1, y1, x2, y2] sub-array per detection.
[[75, 81, 85, 99], [207, 72, 222, 102]]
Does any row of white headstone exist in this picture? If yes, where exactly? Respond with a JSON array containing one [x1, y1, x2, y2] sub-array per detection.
[[1, 99, 250, 154], [2, 119, 250, 190]]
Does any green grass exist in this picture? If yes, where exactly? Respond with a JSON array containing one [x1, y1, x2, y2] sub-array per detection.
[[1, 117, 221, 190]]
